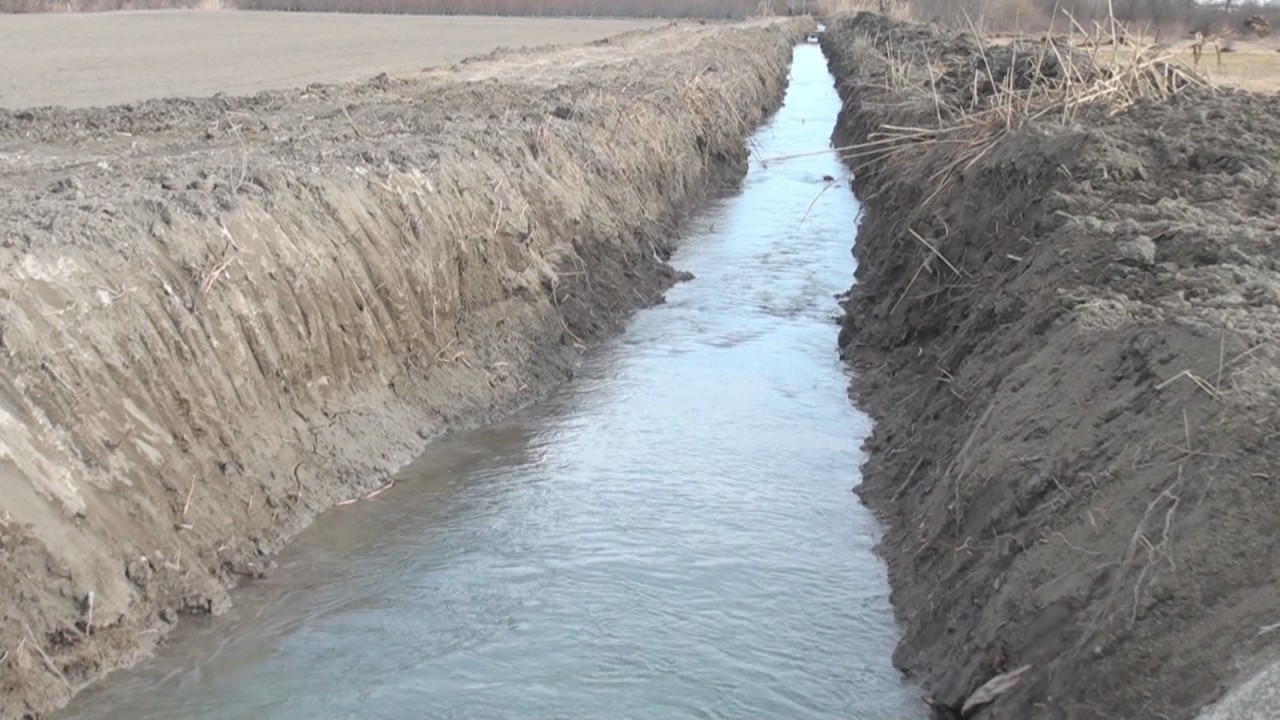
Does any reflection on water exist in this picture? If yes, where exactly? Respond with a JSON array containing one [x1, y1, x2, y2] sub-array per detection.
[[62, 44, 919, 720]]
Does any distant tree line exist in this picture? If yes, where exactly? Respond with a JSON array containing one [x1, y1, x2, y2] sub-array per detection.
[[2, 0, 214, 10], [1, 0, 795, 16], [229, 0, 787, 18], [898, 0, 1280, 34], [7, 0, 1274, 35]]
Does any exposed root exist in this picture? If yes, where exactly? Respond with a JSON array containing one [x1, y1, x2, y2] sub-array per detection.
[[1120, 467, 1184, 625]]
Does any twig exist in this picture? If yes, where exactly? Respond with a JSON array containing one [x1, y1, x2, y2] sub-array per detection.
[[433, 336, 457, 359], [224, 110, 249, 193], [1258, 621, 1280, 636], [759, 144, 867, 164], [800, 178, 839, 224], [1154, 369, 1221, 400], [200, 257, 233, 296], [908, 228, 968, 278], [335, 479, 395, 507], [889, 258, 930, 316], [1126, 469, 1183, 624], [341, 105, 368, 141], [892, 457, 926, 502], [363, 479, 395, 500], [21, 621, 71, 691], [1215, 330, 1225, 390], [1225, 342, 1269, 369], [1053, 531, 1103, 556]]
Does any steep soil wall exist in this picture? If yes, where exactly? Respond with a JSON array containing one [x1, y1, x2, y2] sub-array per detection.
[[824, 13, 1280, 719], [0, 19, 808, 717]]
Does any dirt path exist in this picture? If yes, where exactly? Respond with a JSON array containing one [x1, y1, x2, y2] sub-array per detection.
[[0, 11, 659, 109], [0, 18, 808, 718], [824, 13, 1280, 720]]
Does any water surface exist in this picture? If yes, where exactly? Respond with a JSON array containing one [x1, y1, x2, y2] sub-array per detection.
[[62, 43, 919, 720]]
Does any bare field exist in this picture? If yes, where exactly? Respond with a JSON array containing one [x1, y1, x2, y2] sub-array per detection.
[[0, 11, 659, 108], [1169, 37, 1280, 94]]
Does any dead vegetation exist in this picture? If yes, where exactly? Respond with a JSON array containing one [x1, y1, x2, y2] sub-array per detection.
[[883, 0, 1280, 38], [834, 0, 1280, 94], [833, 8, 1206, 223], [818, 0, 1280, 96]]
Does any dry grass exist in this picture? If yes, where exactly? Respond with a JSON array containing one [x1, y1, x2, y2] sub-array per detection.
[[1167, 36, 1280, 92], [985, 29, 1280, 93], [899, 0, 1280, 37], [837, 10, 1207, 208]]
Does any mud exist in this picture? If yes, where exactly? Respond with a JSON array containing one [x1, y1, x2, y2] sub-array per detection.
[[0, 19, 807, 718], [824, 13, 1280, 719]]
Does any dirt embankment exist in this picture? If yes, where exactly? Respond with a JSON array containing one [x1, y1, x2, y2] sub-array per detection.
[[0, 19, 807, 718], [824, 13, 1280, 719]]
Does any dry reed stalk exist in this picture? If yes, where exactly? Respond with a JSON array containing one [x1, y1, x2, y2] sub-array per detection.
[[1155, 368, 1222, 401], [223, 111, 249, 193], [182, 477, 196, 519], [800, 176, 840, 224], [334, 479, 394, 506], [1126, 469, 1182, 624], [839, 9, 1206, 225], [200, 257, 233, 295], [908, 228, 966, 277], [20, 622, 70, 692]]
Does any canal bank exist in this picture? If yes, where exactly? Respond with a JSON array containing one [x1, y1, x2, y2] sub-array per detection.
[[823, 12, 1280, 720], [58, 42, 918, 719], [0, 20, 809, 718]]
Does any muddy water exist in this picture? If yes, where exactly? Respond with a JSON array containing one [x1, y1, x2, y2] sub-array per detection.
[[62, 44, 917, 720]]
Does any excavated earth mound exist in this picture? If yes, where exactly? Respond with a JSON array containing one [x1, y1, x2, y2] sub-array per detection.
[[825, 12, 1280, 720], [0, 19, 807, 718]]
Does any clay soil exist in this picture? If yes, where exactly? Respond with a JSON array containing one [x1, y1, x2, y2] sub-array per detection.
[[824, 13, 1280, 719], [0, 11, 659, 109], [0, 18, 807, 718]]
